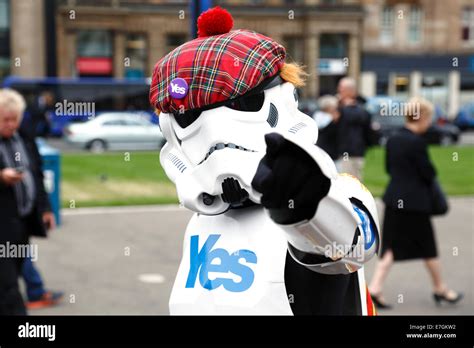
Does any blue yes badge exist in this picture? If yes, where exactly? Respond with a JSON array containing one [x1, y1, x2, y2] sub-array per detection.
[[185, 234, 257, 292]]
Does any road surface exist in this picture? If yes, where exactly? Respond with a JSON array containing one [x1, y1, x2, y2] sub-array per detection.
[[28, 198, 473, 315]]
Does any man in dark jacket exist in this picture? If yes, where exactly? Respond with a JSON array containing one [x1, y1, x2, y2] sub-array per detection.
[[336, 77, 373, 180], [0, 88, 55, 315]]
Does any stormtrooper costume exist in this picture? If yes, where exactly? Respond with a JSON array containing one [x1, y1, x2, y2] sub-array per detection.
[[150, 7, 379, 315]]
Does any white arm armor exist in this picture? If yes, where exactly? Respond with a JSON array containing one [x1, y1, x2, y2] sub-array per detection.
[[273, 133, 380, 275]]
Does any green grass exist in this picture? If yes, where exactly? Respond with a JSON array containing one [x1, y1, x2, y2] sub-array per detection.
[[364, 146, 474, 197], [61, 146, 474, 208], [61, 151, 178, 208]]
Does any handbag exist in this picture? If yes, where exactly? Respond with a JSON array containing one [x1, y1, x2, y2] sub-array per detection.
[[430, 179, 448, 216]]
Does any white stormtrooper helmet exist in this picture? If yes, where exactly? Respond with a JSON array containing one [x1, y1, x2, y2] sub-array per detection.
[[159, 76, 319, 215]]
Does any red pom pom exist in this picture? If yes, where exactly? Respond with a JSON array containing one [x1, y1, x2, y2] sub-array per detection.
[[197, 6, 233, 38]]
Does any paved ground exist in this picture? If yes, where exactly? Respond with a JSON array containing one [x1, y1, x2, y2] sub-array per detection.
[[28, 198, 473, 315]]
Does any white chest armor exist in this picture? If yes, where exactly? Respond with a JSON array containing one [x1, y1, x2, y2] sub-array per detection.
[[169, 206, 293, 315]]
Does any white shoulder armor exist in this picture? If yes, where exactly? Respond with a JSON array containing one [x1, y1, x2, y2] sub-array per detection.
[[271, 132, 380, 275]]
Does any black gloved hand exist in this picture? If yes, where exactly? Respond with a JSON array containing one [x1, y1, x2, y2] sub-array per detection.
[[251, 133, 330, 225]]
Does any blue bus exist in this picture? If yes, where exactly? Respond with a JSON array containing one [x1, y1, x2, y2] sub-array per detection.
[[2, 77, 156, 137]]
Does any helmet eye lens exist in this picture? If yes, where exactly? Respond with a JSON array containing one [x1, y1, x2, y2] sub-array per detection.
[[226, 92, 264, 112], [173, 109, 202, 128], [173, 92, 265, 128], [172, 75, 281, 129]]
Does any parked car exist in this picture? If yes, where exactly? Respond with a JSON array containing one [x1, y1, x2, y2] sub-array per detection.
[[366, 96, 459, 146], [454, 103, 474, 130], [64, 112, 165, 152], [426, 106, 460, 145], [365, 96, 404, 145]]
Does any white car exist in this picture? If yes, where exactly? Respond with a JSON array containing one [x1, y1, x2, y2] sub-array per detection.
[[64, 112, 165, 152]]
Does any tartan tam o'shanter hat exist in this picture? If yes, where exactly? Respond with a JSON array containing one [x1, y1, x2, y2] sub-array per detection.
[[149, 6, 286, 114]]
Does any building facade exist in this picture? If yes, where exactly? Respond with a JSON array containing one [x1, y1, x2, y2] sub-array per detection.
[[53, 0, 365, 99], [3, 0, 474, 116], [360, 0, 474, 117], [0, 0, 10, 80]]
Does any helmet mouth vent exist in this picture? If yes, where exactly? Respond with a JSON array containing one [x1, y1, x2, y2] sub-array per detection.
[[198, 142, 256, 165]]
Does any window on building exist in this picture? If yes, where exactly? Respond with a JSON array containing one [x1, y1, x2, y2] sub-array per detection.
[[166, 34, 187, 50], [319, 33, 348, 59], [462, 7, 474, 43], [320, 0, 338, 5], [380, 6, 394, 45], [0, 0, 8, 30], [125, 33, 148, 78], [283, 0, 306, 4], [76, 30, 113, 77], [0, 0, 10, 81], [421, 74, 448, 112], [77, 30, 113, 57], [408, 6, 423, 44], [319, 34, 348, 96], [394, 74, 409, 92], [283, 36, 304, 64]]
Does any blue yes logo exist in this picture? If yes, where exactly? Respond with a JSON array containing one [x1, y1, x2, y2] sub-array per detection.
[[185, 234, 257, 292]]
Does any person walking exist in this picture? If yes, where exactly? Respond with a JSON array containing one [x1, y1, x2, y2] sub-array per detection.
[[0, 88, 56, 315], [368, 97, 463, 309], [22, 255, 63, 309]]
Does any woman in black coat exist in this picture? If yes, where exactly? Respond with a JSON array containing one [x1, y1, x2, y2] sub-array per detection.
[[368, 97, 462, 309]]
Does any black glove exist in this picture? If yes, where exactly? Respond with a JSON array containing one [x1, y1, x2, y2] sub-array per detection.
[[251, 133, 330, 225]]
